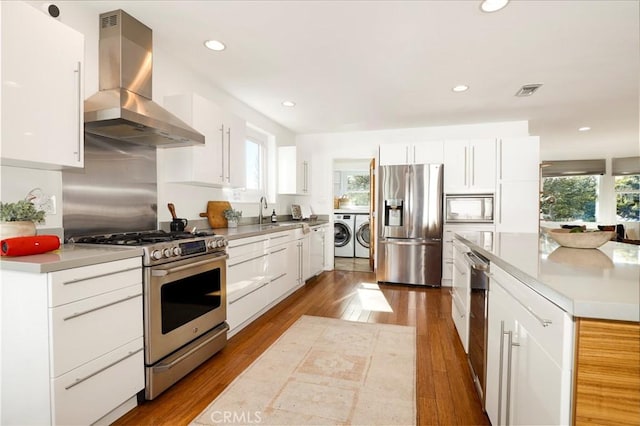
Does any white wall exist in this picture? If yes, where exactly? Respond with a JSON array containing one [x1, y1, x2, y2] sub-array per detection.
[[4, 1, 297, 226]]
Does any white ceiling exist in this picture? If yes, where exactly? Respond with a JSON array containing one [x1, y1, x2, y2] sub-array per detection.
[[77, 0, 639, 155]]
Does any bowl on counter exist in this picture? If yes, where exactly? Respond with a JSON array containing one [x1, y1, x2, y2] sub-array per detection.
[[547, 246, 614, 269], [546, 229, 616, 249]]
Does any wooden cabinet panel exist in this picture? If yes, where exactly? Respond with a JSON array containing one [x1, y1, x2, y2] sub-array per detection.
[[574, 319, 640, 426]]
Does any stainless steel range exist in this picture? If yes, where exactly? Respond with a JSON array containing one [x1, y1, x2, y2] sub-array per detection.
[[71, 231, 229, 400]]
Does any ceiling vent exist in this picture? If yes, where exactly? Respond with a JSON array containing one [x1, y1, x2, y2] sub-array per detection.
[[515, 83, 543, 97]]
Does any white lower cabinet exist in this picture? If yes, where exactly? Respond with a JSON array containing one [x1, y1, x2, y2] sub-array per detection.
[[226, 235, 269, 333], [486, 265, 573, 426], [1, 257, 144, 426], [309, 225, 328, 276], [442, 225, 494, 286], [226, 229, 312, 336], [451, 240, 471, 352]]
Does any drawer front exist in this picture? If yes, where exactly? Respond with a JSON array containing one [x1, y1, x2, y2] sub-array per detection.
[[268, 242, 290, 280], [269, 229, 296, 246], [451, 291, 469, 352], [50, 284, 143, 377], [49, 257, 141, 307], [227, 251, 269, 303], [490, 266, 571, 365], [52, 338, 144, 426], [227, 281, 269, 332], [228, 235, 269, 258]]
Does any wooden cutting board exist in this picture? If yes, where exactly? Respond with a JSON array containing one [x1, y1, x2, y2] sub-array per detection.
[[199, 201, 231, 229]]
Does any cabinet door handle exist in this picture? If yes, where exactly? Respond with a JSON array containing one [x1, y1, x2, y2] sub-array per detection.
[[498, 320, 506, 426], [63, 293, 141, 321], [65, 347, 143, 390], [271, 272, 287, 282], [499, 139, 503, 181], [471, 145, 475, 186], [63, 266, 140, 285], [226, 127, 231, 182], [219, 125, 225, 180], [228, 253, 268, 268], [229, 282, 269, 304], [75, 61, 82, 162], [230, 238, 268, 249], [464, 146, 468, 186]]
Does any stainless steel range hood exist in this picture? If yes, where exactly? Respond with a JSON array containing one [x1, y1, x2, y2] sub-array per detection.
[[84, 10, 204, 146]]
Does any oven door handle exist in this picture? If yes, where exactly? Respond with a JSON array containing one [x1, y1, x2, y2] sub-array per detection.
[[151, 254, 228, 277]]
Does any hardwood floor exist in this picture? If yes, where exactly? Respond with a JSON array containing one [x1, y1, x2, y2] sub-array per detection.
[[115, 271, 490, 425]]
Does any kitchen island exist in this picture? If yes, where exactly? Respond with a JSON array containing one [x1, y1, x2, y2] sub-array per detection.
[[455, 231, 639, 426]]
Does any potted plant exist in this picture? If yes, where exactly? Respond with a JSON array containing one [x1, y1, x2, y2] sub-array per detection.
[[223, 208, 242, 228], [0, 200, 46, 239]]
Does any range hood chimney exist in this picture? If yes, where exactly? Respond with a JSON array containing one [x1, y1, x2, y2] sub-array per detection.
[[84, 10, 204, 146]]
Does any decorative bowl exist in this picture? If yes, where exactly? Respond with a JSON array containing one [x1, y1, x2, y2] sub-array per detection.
[[547, 229, 616, 249]]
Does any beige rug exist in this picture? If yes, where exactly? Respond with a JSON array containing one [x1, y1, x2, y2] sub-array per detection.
[[191, 315, 416, 425]]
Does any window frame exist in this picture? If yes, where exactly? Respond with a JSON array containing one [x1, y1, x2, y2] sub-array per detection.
[[614, 174, 640, 222]]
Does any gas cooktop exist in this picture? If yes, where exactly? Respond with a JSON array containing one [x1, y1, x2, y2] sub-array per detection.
[[69, 230, 227, 266], [69, 230, 217, 246]]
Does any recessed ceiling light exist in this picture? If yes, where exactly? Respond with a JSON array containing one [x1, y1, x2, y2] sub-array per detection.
[[281, 100, 296, 107], [452, 85, 469, 92], [204, 39, 226, 51], [480, 0, 509, 13], [578, 126, 591, 132]]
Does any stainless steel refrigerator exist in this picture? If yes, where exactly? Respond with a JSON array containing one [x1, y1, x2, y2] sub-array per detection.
[[376, 164, 443, 286]]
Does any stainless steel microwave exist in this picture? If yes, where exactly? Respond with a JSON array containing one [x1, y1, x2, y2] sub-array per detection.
[[445, 194, 494, 223]]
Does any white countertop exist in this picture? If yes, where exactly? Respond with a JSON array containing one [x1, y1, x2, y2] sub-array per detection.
[[214, 220, 329, 240], [0, 244, 143, 273], [455, 232, 640, 322]]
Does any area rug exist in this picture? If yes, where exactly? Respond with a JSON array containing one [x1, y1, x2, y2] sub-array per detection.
[[191, 315, 416, 425]]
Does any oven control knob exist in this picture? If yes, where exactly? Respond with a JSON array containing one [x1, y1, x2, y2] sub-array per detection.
[[216, 239, 226, 248], [152, 250, 162, 260], [173, 247, 181, 256], [207, 240, 217, 249], [163, 248, 172, 258]]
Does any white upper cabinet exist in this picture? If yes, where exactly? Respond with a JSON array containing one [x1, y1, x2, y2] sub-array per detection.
[[444, 139, 496, 193], [163, 93, 246, 187], [379, 141, 444, 165], [1, 1, 84, 169], [496, 137, 540, 233], [498, 137, 540, 181], [278, 146, 311, 195]]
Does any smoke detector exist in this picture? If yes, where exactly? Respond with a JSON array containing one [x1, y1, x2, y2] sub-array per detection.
[[515, 83, 543, 97]]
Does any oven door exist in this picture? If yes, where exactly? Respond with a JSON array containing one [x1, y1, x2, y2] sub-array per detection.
[[144, 252, 227, 365]]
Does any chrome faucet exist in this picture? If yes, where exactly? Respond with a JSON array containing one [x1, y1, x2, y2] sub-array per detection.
[[258, 196, 268, 224]]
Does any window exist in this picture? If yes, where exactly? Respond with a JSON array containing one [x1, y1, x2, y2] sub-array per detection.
[[540, 176, 599, 222], [230, 125, 275, 202], [540, 159, 606, 223], [245, 136, 265, 191], [615, 175, 640, 222], [334, 171, 370, 207], [612, 157, 640, 222]]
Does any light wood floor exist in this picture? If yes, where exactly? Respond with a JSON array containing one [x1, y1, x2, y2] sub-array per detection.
[[115, 271, 489, 425]]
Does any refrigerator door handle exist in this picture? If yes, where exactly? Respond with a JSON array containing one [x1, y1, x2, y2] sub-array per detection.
[[380, 239, 441, 246]]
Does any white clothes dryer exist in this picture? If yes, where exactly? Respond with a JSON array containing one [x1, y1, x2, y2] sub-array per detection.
[[334, 214, 355, 257], [354, 213, 370, 258]]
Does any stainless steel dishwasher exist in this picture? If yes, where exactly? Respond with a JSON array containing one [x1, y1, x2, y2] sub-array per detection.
[[465, 250, 490, 407]]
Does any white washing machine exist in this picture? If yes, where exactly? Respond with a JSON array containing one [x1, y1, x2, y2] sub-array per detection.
[[334, 214, 355, 257], [354, 213, 370, 258]]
